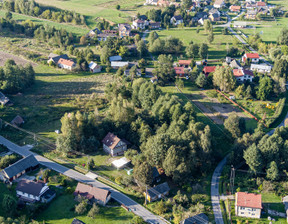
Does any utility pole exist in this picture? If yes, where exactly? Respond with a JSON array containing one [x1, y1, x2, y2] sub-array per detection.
[[230, 165, 235, 195]]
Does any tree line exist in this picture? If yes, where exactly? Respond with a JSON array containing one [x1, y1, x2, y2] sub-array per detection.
[[2, 0, 86, 25]]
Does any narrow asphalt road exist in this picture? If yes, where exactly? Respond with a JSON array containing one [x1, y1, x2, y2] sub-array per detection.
[[0, 136, 168, 224]]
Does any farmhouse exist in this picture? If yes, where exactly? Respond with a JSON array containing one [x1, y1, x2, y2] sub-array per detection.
[[235, 192, 262, 218], [203, 66, 217, 76], [233, 68, 254, 82], [47, 54, 69, 64], [89, 61, 102, 73], [250, 63, 272, 73], [214, 0, 225, 8], [118, 23, 132, 37], [242, 53, 260, 63], [2, 155, 39, 182], [180, 213, 209, 224], [0, 91, 10, 106], [170, 15, 184, 26], [57, 58, 76, 70], [144, 182, 170, 202], [16, 179, 56, 203], [74, 183, 111, 206], [102, 132, 128, 156], [11, 115, 24, 127]]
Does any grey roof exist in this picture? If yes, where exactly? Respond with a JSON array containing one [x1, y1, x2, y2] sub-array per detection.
[[0, 91, 9, 105], [3, 155, 39, 178], [181, 213, 209, 224], [109, 56, 122, 62], [195, 12, 208, 19], [71, 219, 85, 224], [147, 182, 170, 198], [230, 60, 241, 68], [173, 15, 183, 21], [152, 167, 160, 179], [49, 54, 69, 64], [111, 61, 129, 67], [16, 179, 45, 197]]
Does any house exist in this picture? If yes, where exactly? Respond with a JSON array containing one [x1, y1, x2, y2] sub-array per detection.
[[97, 33, 117, 41], [144, 182, 170, 202], [235, 192, 262, 218], [109, 55, 122, 62], [111, 157, 131, 170], [132, 19, 146, 30], [89, 61, 102, 73], [149, 21, 161, 29], [246, 9, 257, 19], [209, 13, 220, 22], [174, 67, 186, 77], [124, 68, 142, 77], [242, 53, 260, 63], [178, 60, 192, 68], [158, 0, 170, 7], [170, 15, 184, 26], [0, 92, 10, 106], [245, 2, 256, 9], [203, 66, 217, 76], [16, 179, 56, 203], [74, 183, 111, 206], [57, 58, 76, 70], [111, 61, 129, 69], [47, 54, 69, 64], [11, 115, 24, 127], [256, 1, 266, 7], [180, 213, 209, 224], [86, 28, 102, 38], [230, 60, 241, 69], [214, 0, 225, 8], [209, 8, 220, 16], [250, 63, 272, 73], [145, 0, 158, 5], [71, 219, 85, 224], [195, 12, 209, 20], [118, 24, 132, 37], [233, 68, 254, 82], [2, 155, 39, 182], [230, 5, 241, 12], [102, 132, 128, 156]]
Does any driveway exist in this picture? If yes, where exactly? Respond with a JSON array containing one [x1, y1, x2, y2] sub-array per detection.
[[0, 136, 168, 224]]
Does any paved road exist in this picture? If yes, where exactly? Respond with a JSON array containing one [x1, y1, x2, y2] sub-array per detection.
[[0, 136, 167, 224], [211, 157, 227, 224]]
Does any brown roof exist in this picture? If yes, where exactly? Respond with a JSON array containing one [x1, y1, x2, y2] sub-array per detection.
[[236, 192, 262, 209], [58, 58, 75, 67], [102, 132, 123, 149], [74, 183, 110, 203], [179, 60, 192, 66], [11, 115, 24, 126]]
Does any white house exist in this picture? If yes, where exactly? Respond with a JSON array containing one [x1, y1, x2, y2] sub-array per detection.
[[102, 132, 129, 156], [170, 15, 184, 26], [242, 53, 260, 64], [132, 19, 146, 29], [214, 0, 225, 8], [89, 61, 102, 73], [250, 63, 272, 73], [16, 179, 56, 203], [235, 192, 262, 219], [111, 61, 129, 69], [0, 92, 10, 106], [57, 58, 76, 70], [145, 0, 158, 5], [233, 68, 254, 82]]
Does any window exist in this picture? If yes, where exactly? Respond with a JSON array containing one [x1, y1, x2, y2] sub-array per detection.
[[241, 212, 244, 214]]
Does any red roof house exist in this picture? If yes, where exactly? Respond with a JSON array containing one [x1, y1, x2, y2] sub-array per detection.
[[256, 1, 266, 7], [230, 5, 241, 12], [203, 66, 217, 76], [242, 53, 260, 63], [174, 67, 185, 77], [235, 192, 262, 218], [178, 60, 192, 67]]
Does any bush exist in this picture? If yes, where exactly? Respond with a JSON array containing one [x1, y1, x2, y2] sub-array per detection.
[[75, 200, 88, 215], [266, 97, 286, 127], [87, 203, 99, 218], [115, 176, 123, 185]]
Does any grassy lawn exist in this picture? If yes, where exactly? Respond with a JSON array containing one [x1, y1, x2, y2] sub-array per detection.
[[262, 192, 286, 213], [156, 27, 235, 60], [0, 10, 89, 37], [36, 192, 134, 224], [34, 0, 156, 27]]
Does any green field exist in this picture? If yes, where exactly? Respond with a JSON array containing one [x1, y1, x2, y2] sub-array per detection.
[[34, 0, 156, 27], [157, 27, 235, 60], [0, 10, 89, 36]]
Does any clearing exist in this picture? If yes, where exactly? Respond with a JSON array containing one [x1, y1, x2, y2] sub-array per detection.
[[0, 50, 36, 67]]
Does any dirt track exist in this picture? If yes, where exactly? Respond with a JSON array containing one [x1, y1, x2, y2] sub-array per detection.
[[0, 50, 37, 67]]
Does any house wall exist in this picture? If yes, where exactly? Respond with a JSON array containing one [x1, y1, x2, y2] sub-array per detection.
[[91, 67, 101, 73], [58, 63, 75, 70], [111, 141, 127, 156], [16, 190, 40, 201], [235, 205, 261, 218]]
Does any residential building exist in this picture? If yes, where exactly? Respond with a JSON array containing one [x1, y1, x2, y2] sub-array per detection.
[[203, 66, 217, 76], [132, 19, 146, 29], [118, 24, 132, 37], [0, 92, 10, 106], [158, 0, 170, 7], [178, 60, 192, 68], [235, 192, 262, 218], [2, 155, 39, 182], [214, 0, 225, 8], [229, 60, 241, 69], [109, 55, 122, 62], [245, 2, 256, 9], [89, 61, 102, 73], [242, 53, 260, 63], [124, 68, 142, 77], [246, 9, 257, 19], [102, 132, 128, 156], [145, 0, 158, 5], [150, 21, 161, 29], [174, 67, 186, 77], [250, 63, 272, 73], [86, 28, 102, 38], [47, 54, 69, 64], [170, 15, 184, 26], [233, 68, 254, 82], [16, 179, 56, 203], [230, 5, 241, 12], [11, 115, 24, 127], [111, 61, 129, 69], [209, 8, 220, 16], [74, 183, 111, 206], [57, 58, 76, 70], [180, 213, 209, 224], [144, 182, 170, 202], [209, 13, 220, 22], [256, 1, 266, 7]]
